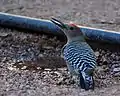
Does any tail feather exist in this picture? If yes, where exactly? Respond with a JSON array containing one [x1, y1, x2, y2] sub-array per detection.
[[79, 72, 94, 90], [80, 73, 85, 89]]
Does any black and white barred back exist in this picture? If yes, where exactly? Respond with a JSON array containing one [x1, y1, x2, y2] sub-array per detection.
[[62, 41, 96, 75]]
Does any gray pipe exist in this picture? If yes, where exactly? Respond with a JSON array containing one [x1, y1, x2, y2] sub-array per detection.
[[0, 12, 120, 44], [0, 12, 63, 36]]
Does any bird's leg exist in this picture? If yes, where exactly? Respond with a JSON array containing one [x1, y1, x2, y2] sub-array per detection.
[[67, 67, 80, 86], [73, 75, 80, 87], [72, 69, 81, 86], [66, 62, 78, 84]]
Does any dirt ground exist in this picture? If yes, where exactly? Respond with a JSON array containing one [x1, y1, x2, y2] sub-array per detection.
[[0, 0, 120, 96]]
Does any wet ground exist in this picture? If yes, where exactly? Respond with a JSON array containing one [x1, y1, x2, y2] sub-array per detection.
[[0, 0, 120, 96]]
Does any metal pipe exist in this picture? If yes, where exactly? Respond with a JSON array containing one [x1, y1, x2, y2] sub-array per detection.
[[0, 12, 120, 44], [80, 26, 120, 44], [0, 12, 63, 36]]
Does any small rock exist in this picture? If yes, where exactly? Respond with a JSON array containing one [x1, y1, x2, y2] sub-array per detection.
[[111, 54, 115, 58], [44, 68, 51, 71], [21, 66, 27, 70], [43, 46, 54, 49], [75, 12, 81, 17], [7, 66, 17, 71], [95, 51, 100, 57], [41, 35, 47, 39], [113, 67, 120, 73], [38, 54, 44, 57], [0, 32, 9, 37], [37, 67, 41, 70]]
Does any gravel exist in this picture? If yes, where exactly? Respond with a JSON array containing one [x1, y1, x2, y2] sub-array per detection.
[[0, 0, 120, 96], [0, 27, 120, 96]]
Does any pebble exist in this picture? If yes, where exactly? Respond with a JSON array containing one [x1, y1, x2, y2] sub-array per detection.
[[0, 26, 120, 94], [95, 51, 100, 57], [21, 66, 27, 70]]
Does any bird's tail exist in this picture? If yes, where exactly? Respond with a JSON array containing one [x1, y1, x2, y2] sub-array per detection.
[[79, 71, 94, 90]]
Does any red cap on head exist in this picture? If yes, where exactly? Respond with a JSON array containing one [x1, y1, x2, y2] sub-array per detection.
[[68, 22, 77, 27]]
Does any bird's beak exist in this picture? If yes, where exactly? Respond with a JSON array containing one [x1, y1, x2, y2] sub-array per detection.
[[51, 18, 66, 29]]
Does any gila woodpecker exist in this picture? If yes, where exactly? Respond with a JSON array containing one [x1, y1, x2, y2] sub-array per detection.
[[51, 18, 97, 90]]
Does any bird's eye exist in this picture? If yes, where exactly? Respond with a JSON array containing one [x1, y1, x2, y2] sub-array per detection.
[[70, 27, 74, 30]]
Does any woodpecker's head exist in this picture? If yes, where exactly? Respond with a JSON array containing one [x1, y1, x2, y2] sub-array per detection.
[[51, 18, 84, 40]]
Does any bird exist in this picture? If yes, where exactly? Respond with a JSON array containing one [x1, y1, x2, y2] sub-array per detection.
[[51, 18, 97, 90]]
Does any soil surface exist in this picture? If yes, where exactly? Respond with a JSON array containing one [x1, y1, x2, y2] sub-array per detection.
[[0, 0, 120, 96]]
